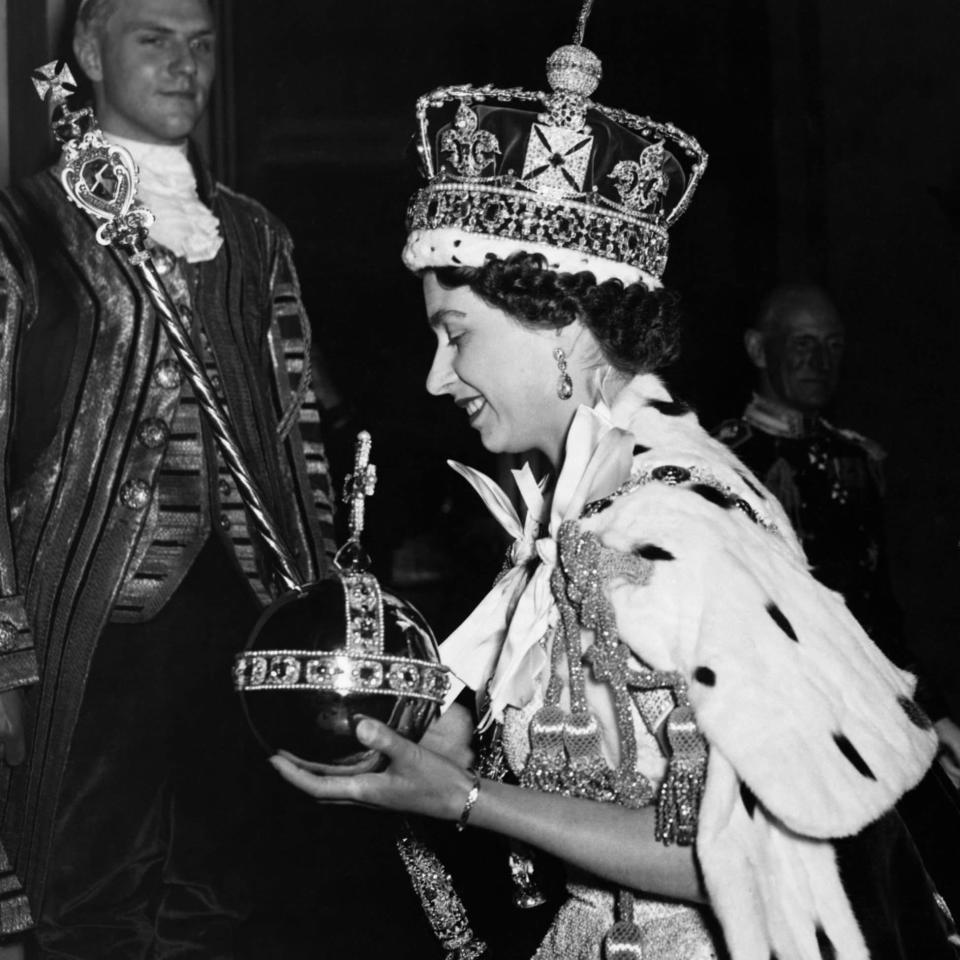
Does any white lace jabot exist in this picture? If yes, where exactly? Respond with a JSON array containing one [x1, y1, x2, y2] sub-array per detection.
[[108, 134, 223, 263]]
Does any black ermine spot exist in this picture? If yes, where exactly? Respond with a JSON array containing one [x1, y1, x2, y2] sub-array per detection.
[[766, 602, 798, 642], [634, 544, 675, 561], [691, 484, 737, 509], [833, 733, 876, 780], [694, 666, 716, 687], [646, 398, 691, 417]]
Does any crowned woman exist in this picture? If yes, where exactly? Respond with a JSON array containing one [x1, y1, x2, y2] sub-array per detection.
[[272, 6, 957, 958]]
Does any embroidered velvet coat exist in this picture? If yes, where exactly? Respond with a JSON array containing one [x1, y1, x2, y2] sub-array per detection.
[[0, 165, 336, 932]]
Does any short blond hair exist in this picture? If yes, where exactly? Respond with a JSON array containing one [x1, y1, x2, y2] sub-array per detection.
[[75, 0, 118, 34]]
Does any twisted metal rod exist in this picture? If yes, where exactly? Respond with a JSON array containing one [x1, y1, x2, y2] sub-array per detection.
[[133, 254, 302, 592]]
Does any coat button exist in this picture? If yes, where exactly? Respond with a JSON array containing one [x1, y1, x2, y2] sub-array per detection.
[[137, 418, 170, 449], [218, 513, 232, 531], [218, 478, 232, 498], [0, 619, 18, 652], [120, 479, 152, 510], [154, 359, 181, 389]]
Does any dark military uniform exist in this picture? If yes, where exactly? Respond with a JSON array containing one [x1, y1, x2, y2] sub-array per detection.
[[715, 394, 904, 666]]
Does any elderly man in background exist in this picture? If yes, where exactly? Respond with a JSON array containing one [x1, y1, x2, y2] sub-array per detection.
[[717, 282, 960, 909], [0, 0, 336, 955]]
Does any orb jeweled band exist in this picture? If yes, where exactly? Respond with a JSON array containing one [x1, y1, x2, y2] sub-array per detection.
[[456, 770, 482, 832], [340, 568, 385, 658], [234, 567, 449, 704], [233, 650, 450, 703]]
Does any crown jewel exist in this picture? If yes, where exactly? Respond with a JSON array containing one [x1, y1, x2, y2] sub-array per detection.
[[403, 2, 707, 287], [546, 44, 602, 99]]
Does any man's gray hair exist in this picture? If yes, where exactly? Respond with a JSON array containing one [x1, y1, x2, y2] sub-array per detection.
[[754, 283, 840, 335]]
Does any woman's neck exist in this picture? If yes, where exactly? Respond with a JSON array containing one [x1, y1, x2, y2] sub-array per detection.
[[543, 366, 631, 471]]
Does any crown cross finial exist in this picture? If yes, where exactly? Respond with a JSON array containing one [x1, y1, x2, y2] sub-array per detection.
[[440, 102, 501, 177]]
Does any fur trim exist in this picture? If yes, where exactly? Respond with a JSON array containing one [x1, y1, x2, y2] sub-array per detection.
[[402, 226, 662, 289], [581, 377, 937, 959]]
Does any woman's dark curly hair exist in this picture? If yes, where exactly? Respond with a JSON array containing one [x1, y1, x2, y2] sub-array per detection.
[[433, 251, 682, 374]]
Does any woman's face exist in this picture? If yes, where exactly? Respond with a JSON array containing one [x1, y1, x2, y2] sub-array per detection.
[[422, 272, 581, 466]]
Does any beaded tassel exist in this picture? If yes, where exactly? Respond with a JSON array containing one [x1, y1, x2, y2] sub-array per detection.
[[521, 704, 568, 792], [655, 702, 708, 846], [563, 710, 606, 776]]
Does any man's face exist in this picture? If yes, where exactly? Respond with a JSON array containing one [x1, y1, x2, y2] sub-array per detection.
[[760, 305, 846, 413], [80, 0, 216, 144]]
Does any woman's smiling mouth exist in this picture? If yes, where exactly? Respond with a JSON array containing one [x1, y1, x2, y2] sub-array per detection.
[[462, 397, 487, 422]]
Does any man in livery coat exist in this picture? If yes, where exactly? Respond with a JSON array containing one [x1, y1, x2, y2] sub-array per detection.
[[0, 0, 336, 953]]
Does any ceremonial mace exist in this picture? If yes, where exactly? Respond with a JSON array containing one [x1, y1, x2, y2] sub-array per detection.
[[33, 62, 486, 960]]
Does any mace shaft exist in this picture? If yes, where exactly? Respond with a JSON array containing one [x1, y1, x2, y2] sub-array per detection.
[[132, 251, 303, 593]]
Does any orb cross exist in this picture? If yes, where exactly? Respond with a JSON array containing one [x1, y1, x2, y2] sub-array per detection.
[[343, 431, 377, 549]]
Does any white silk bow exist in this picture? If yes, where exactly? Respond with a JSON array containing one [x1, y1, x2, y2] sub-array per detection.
[[440, 402, 636, 726]]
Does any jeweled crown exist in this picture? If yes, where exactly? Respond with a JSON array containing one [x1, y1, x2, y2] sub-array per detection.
[[403, 6, 707, 288]]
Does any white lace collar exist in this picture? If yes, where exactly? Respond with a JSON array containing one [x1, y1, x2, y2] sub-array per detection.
[[108, 134, 223, 263]]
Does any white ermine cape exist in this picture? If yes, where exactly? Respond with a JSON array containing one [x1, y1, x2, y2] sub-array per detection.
[[441, 374, 937, 960]]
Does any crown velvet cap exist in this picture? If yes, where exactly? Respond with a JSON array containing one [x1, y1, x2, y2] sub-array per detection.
[[403, 44, 708, 289]]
